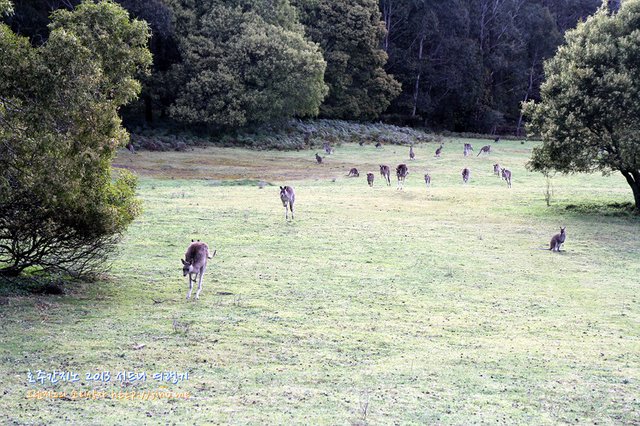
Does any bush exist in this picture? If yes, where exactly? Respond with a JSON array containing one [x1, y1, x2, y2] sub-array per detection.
[[0, 1, 151, 277]]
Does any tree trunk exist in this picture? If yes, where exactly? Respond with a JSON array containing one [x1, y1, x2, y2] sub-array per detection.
[[516, 64, 535, 137], [411, 34, 425, 118], [621, 170, 640, 212]]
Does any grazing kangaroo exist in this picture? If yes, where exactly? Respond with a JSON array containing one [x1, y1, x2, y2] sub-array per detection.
[[494, 137, 500, 143], [435, 144, 443, 157], [424, 174, 431, 187], [461, 167, 470, 183], [493, 163, 502, 175], [315, 153, 323, 164], [347, 168, 359, 177], [409, 145, 415, 160], [181, 240, 216, 300], [396, 164, 409, 190], [375, 142, 382, 149], [477, 145, 491, 156], [367, 173, 374, 187], [380, 165, 391, 186], [548, 227, 566, 252], [501, 168, 512, 188], [279, 186, 295, 220]]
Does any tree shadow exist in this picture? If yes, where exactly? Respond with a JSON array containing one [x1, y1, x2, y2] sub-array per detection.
[[563, 202, 639, 218]]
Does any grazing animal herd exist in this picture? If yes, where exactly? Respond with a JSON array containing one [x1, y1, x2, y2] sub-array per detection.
[[181, 139, 567, 300]]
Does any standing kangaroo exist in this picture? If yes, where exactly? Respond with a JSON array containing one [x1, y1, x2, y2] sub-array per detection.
[[501, 168, 512, 188], [461, 167, 470, 183], [323, 141, 333, 155], [396, 164, 409, 190], [279, 186, 295, 220], [435, 144, 443, 157], [315, 153, 323, 164], [409, 145, 415, 160], [477, 145, 491, 156], [367, 173, 374, 187], [493, 163, 502, 176], [347, 168, 359, 177], [380, 165, 391, 186], [424, 174, 431, 187], [181, 240, 216, 300], [463, 143, 473, 157], [548, 227, 566, 252]]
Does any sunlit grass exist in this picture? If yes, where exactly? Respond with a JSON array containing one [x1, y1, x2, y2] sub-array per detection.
[[1, 138, 638, 424]]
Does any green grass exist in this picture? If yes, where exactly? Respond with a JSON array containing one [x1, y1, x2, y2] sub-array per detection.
[[1, 138, 639, 424]]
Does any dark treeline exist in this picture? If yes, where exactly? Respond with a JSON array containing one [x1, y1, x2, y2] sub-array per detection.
[[5, 0, 601, 135], [380, 0, 601, 133]]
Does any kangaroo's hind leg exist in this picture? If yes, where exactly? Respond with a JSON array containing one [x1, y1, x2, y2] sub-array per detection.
[[195, 268, 205, 299], [186, 274, 194, 299]]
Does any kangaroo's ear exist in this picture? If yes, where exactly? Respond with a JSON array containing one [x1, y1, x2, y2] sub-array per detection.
[[279, 186, 284, 190], [191, 239, 194, 242], [181, 259, 187, 265]]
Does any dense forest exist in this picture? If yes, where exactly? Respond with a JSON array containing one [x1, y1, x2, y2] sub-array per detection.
[[5, 0, 602, 134]]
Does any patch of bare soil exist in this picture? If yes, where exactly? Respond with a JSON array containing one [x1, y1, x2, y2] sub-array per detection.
[[113, 147, 377, 182]]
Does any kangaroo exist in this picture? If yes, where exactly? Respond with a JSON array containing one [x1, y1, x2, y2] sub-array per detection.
[[396, 164, 409, 190], [493, 163, 502, 176], [375, 142, 382, 149], [435, 144, 443, 157], [315, 153, 323, 164], [548, 227, 566, 252], [323, 141, 333, 155], [477, 145, 491, 156], [279, 186, 295, 220], [463, 143, 473, 157], [461, 167, 470, 183], [494, 137, 500, 143], [367, 173, 374, 187], [424, 173, 431, 187], [347, 168, 359, 177], [181, 240, 216, 300], [380, 165, 391, 186], [409, 145, 415, 160], [501, 168, 512, 188]]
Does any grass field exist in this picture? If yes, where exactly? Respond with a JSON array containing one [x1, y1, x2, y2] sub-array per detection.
[[1, 138, 639, 424]]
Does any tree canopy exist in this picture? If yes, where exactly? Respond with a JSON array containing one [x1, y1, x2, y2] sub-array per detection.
[[3, 0, 604, 133], [293, 0, 401, 120], [0, 0, 151, 276], [165, 0, 327, 129], [525, 0, 640, 211]]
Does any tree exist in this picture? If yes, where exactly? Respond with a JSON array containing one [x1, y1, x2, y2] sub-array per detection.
[[294, 0, 401, 120], [0, 0, 151, 277], [165, 0, 327, 129], [525, 0, 640, 211]]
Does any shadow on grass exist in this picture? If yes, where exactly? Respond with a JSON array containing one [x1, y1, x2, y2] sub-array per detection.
[[0, 275, 67, 297], [206, 179, 273, 187], [563, 202, 639, 218]]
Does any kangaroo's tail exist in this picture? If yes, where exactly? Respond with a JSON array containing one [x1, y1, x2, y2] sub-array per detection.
[[208, 250, 217, 259]]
